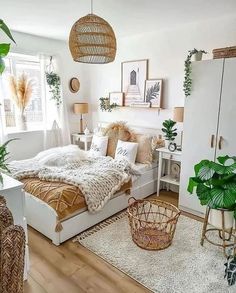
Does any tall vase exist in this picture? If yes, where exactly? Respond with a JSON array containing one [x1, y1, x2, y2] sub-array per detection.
[[16, 111, 27, 131]]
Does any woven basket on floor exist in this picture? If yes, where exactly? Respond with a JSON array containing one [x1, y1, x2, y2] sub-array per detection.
[[127, 198, 181, 250], [213, 46, 236, 59]]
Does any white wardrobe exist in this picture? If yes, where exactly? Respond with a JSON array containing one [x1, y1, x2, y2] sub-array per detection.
[[179, 57, 236, 217]]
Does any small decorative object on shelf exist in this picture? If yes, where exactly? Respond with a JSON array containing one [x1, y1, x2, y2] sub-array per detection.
[[0, 20, 15, 74], [130, 102, 150, 108], [183, 48, 207, 97], [109, 92, 124, 106], [188, 155, 236, 256], [162, 119, 177, 148], [144, 79, 163, 108], [168, 142, 177, 152], [99, 97, 118, 112]]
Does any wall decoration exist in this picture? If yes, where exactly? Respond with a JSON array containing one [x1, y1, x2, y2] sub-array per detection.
[[69, 77, 80, 93], [121, 59, 148, 106], [109, 92, 124, 106], [144, 79, 162, 108]]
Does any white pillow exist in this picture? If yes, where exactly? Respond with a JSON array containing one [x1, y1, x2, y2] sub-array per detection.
[[89, 135, 108, 157], [115, 140, 138, 164]]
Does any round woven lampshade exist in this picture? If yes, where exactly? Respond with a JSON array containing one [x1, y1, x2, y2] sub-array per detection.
[[69, 14, 117, 64]]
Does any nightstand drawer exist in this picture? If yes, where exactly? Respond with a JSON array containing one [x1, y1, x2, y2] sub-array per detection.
[[162, 152, 181, 161]]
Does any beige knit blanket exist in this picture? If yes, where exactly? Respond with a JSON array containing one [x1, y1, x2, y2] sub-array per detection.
[[9, 146, 131, 213]]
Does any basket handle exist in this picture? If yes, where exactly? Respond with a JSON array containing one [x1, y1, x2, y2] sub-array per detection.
[[128, 197, 136, 206]]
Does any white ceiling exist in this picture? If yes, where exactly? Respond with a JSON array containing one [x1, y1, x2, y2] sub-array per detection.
[[1, 0, 236, 41]]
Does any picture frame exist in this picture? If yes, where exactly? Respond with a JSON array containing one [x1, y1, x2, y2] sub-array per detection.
[[109, 92, 124, 106], [121, 59, 148, 106], [144, 79, 163, 108]]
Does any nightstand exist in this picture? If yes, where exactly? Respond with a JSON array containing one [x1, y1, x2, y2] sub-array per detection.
[[156, 147, 182, 196], [71, 133, 93, 151]]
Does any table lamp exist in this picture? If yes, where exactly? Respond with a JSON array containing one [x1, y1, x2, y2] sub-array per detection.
[[173, 107, 184, 149], [73, 103, 88, 134]]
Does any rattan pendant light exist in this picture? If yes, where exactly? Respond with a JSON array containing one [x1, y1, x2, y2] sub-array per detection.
[[69, 0, 117, 64]]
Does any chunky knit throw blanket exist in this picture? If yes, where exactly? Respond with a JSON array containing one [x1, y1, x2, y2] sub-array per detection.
[[9, 147, 132, 213]]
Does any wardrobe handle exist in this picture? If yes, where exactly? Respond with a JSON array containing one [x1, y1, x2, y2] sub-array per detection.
[[219, 136, 223, 150], [210, 134, 215, 148]]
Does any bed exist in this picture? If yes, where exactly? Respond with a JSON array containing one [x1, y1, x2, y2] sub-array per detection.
[[10, 123, 162, 245], [23, 161, 158, 245]]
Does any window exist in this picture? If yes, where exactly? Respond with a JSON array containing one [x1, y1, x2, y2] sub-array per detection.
[[2, 53, 44, 132]]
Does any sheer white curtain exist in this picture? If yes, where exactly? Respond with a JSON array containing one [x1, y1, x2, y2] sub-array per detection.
[[39, 55, 70, 149], [0, 76, 7, 145]]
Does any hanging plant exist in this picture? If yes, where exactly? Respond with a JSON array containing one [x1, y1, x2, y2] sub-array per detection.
[[183, 48, 207, 97], [45, 71, 62, 107], [99, 97, 117, 112]]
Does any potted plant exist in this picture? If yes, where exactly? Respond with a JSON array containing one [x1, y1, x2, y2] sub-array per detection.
[[99, 97, 117, 112], [0, 139, 16, 184], [162, 119, 178, 150], [0, 19, 15, 74], [183, 48, 207, 97], [188, 155, 236, 230], [45, 71, 62, 107]]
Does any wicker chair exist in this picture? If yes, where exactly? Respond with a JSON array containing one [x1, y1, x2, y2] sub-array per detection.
[[0, 195, 25, 293]]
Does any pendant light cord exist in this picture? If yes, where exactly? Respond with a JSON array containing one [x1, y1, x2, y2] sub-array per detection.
[[91, 0, 93, 14]]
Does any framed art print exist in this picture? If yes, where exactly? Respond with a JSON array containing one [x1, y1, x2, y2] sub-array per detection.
[[121, 59, 148, 106], [144, 79, 163, 108], [109, 92, 124, 106]]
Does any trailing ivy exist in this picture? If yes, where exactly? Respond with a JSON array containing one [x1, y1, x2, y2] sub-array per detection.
[[45, 71, 62, 107], [183, 48, 207, 97], [99, 97, 118, 112]]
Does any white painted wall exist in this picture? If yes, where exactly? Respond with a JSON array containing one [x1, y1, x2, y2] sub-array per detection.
[[87, 15, 236, 132]]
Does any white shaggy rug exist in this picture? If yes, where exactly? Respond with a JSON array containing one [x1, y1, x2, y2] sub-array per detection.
[[74, 212, 233, 293]]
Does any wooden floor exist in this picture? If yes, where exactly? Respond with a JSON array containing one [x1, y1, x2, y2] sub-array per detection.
[[24, 191, 202, 293]]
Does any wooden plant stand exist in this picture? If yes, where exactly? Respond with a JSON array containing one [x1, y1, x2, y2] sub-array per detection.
[[201, 206, 236, 257]]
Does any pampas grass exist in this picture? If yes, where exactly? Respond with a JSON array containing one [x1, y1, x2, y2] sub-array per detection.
[[9, 73, 35, 112]]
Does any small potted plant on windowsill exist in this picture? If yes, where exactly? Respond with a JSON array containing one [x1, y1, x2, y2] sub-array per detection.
[[188, 155, 236, 230], [162, 119, 178, 151]]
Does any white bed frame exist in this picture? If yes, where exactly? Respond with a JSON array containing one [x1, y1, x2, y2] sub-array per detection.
[[25, 125, 161, 245]]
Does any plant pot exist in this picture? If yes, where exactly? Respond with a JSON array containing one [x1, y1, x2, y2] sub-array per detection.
[[16, 112, 27, 131], [209, 208, 234, 230], [164, 140, 170, 148], [192, 52, 203, 61]]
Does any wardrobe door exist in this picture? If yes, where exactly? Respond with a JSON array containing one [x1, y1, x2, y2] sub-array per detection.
[[216, 58, 236, 158], [179, 59, 224, 216]]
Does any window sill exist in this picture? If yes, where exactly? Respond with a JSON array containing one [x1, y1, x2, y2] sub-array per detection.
[[7, 129, 44, 136]]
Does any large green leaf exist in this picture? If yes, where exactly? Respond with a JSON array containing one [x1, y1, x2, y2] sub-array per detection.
[[211, 161, 236, 175], [196, 183, 211, 205], [0, 43, 10, 57], [0, 19, 15, 43], [0, 57, 5, 74], [209, 188, 236, 209], [194, 160, 214, 180], [187, 176, 204, 193]]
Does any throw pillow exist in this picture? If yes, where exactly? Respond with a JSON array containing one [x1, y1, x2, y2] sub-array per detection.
[[115, 140, 138, 164], [89, 135, 108, 157], [103, 121, 136, 158], [135, 134, 153, 164]]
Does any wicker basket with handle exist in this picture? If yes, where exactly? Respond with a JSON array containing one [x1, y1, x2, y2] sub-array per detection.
[[127, 197, 181, 250]]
